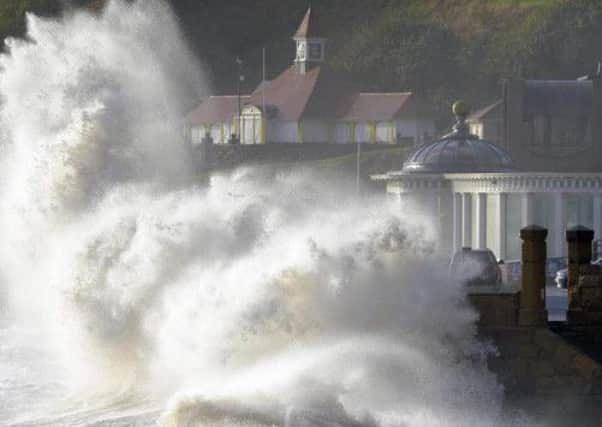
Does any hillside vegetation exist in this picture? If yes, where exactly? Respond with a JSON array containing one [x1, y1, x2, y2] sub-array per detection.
[[2, 0, 602, 120]]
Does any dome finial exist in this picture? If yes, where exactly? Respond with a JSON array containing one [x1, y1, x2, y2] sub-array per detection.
[[451, 100, 470, 135], [452, 100, 470, 120]]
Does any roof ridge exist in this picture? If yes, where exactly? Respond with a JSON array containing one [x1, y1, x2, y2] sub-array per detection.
[[358, 92, 413, 96], [207, 95, 251, 99]]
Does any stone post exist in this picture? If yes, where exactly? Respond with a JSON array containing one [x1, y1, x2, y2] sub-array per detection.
[[566, 226, 594, 316], [519, 225, 548, 327]]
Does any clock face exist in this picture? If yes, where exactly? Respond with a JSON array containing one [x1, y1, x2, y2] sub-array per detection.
[[297, 42, 306, 61]]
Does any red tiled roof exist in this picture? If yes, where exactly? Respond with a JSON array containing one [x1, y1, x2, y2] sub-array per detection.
[[187, 69, 432, 124], [294, 7, 324, 39], [342, 93, 417, 121], [186, 95, 249, 125], [467, 100, 502, 122], [247, 64, 356, 121]]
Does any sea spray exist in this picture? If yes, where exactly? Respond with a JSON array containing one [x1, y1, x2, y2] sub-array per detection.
[[0, 0, 204, 410], [0, 1, 526, 426]]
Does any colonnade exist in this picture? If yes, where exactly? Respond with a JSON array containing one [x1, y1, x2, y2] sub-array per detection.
[[452, 191, 602, 260], [375, 172, 602, 261]]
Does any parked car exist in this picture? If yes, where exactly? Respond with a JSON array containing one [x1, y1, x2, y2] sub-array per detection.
[[555, 258, 602, 288], [450, 247, 502, 286]]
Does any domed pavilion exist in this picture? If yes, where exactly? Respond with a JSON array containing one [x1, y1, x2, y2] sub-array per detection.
[[402, 101, 513, 174], [372, 102, 602, 260]]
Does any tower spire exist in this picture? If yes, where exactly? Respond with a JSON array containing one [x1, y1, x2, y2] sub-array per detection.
[[293, 6, 326, 74]]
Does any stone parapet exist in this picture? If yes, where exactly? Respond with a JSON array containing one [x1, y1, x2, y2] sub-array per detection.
[[566, 226, 594, 297], [568, 264, 602, 325], [565, 225, 602, 325], [484, 328, 602, 395], [468, 288, 520, 328]]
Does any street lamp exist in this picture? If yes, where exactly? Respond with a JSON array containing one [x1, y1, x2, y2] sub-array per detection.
[[236, 56, 244, 144]]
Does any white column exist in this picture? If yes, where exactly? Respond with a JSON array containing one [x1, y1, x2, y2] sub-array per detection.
[[476, 193, 487, 249], [521, 192, 535, 227], [429, 192, 441, 242], [494, 193, 508, 260], [462, 193, 472, 248], [593, 193, 602, 242], [452, 193, 462, 251], [552, 192, 566, 258]]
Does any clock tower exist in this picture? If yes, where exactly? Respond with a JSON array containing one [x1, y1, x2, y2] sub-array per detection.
[[293, 7, 326, 74]]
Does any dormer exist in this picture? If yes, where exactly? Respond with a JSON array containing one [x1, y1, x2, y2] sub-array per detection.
[[293, 7, 326, 74]]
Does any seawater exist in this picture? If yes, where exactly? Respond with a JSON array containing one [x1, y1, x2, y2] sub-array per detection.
[[0, 1, 531, 426]]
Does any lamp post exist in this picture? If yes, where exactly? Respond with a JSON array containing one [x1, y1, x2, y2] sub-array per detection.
[[236, 56, 244, 144]]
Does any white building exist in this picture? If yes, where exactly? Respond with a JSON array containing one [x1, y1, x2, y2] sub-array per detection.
[[186, 7, 435, 145], [467, 99, 502, 145], [373, 107, 602, 261]]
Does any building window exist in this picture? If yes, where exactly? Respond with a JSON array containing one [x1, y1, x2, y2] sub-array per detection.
[[530, 114, 590, 148], [309, 43, 322, 60]]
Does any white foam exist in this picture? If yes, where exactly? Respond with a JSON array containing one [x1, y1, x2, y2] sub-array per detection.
[[0, 2, 524, 426]]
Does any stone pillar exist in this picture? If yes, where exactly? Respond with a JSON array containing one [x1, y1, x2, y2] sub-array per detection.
[[452, 193, 462, 251], [494, 193, 507, 260], [566, 226, 594, 315], [462, 193, 472, 247], [476, 193, 487, 249], [553, 192, 567, 258], [519, 225, 548, 327], [521, 192, 535, 228]]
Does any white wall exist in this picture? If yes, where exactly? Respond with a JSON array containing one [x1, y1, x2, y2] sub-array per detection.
[[302, 120, 329, 143], [355, 122, 370, 143], [470, 123, 484, 139], [271, 121, 298, 143], [220, 117, 435, 144], [212, 122, 232, 144], [190, 123, 234, 145], [190, 126, 203, 145], [375, 122, 393, 144], [335, 123, 351, 144]]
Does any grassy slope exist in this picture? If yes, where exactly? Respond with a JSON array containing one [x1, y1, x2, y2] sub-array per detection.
[[3, 1, 600, 120]]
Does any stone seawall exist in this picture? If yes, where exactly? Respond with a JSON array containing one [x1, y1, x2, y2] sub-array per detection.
[[482, 327, 602, 425], [469, 289, 602, 425], [194, 142, 409, 171]]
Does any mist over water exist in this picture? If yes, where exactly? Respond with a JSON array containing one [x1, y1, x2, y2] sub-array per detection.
[[0, 1, 529, 426]]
